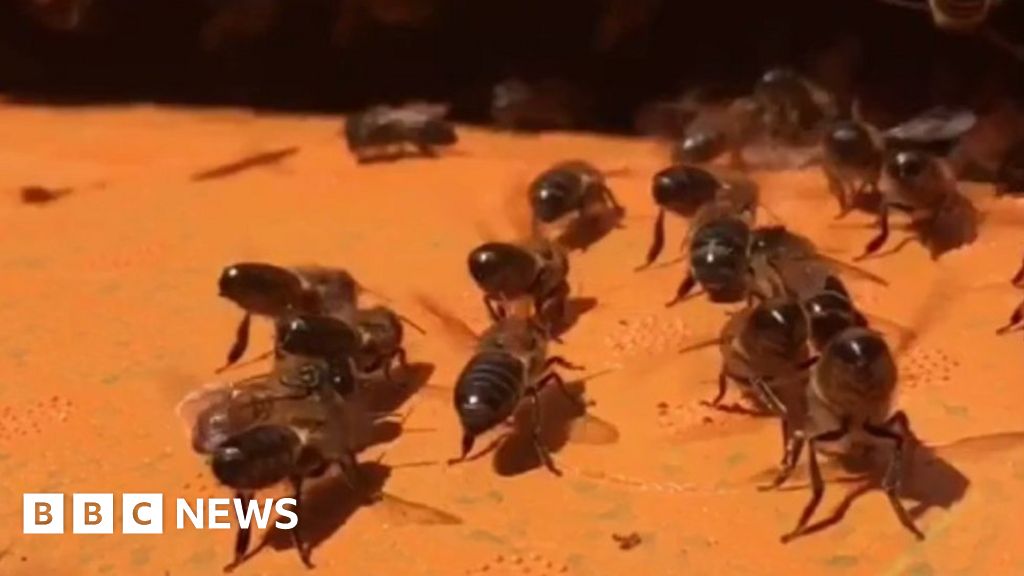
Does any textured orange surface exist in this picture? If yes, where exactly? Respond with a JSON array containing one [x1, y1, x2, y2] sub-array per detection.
[[1, 104, 1024, 576]]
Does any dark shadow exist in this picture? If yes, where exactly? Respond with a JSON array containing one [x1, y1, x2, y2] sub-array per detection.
[[552, 296, 599, 339], [557, 206, 626, 252], [365, 362, 435, 415], [190, 146, 300, 181], [777, 435, 974, 541], [257, 460, 391, 561], [20, 185, 73, 205], [492, 378, 618, 476]]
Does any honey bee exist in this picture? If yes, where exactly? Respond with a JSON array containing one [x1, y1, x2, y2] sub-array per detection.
[[528, 160, 624, 244], [996, 255, 1024, 334], [857, 149, 979, 260], [343, 103, 457, 163], [467, 238, 570, 334], [349, 305, 426, 382], [766, 325, 925, 542], [665, 197, 758, 306], [753, 68, 837, 147], [217, 263, 361, 371], [682, 298, 812, 419], [821, 119, 885, 219], [640, 166, 760, 271], [452, 315, 584, 476], [177, 365, 376, 569]]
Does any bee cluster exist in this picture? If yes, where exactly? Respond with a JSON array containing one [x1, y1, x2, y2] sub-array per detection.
[[175, 65, 1024, 571]]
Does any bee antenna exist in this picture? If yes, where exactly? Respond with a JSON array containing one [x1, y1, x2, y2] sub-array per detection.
[[396, 313, 427, 335]]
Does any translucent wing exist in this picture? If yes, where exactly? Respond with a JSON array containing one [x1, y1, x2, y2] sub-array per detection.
[[885, 107, 977, 148], [414, 294, 480, 349], [566, 413, 621, 445], [371, 493, 463, 526]]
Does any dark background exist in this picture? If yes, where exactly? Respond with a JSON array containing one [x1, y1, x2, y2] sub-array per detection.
[[1, 0, 1022, 131]]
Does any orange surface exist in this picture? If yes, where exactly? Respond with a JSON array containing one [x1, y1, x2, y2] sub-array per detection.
[[1, 104, 1024, 576]]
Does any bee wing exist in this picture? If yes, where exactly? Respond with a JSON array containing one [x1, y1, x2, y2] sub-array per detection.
[[389, 101, 451, 124], [174, 380, 234, 433], [566, 413, 621, 445], [370, 493, 463, 526], [884, 107, 977, 147], [808, 253, 889, 287], [413, 293, 480, 349]]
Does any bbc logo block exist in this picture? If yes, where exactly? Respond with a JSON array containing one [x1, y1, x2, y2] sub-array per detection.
[[24, 494, 164, 535]]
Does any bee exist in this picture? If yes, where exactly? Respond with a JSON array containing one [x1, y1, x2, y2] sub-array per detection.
[[452, 315, 583, 476], [858, 149, 979, 260], [753, 68, 837, 147], [343, 103, 457, 163], [996, 255, 1024, 334], [274, 315, 363, 397], [687, 297, 812, 416], [639, 165, 759, 270], [821, 119, 885, 219], [665, 197, 758, 306], [177, 365, 376, 570], [467, 238, 570, 334], [761, 326, 926, 543], [672, 98, 763, 167], [348, 305, 426, 382], [217, 263, 360, 371], [529, 160, 622, 228]]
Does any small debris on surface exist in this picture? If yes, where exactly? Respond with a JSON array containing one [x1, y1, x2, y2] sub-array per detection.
[[21, 185, 72, 204], [612, 532, 642, 550]]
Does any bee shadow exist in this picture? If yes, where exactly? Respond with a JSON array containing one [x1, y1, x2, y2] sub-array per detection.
[[491, 379, 593, 477], [260, 461, 392, 556], [366, 362, 436, 445], [556, 207, 626, 253], [791, 437, 971, 538], [552, 296, 599, 339]]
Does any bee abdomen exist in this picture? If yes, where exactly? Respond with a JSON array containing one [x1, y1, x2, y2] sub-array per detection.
[[454, 352, 523, 432], [212, 425, 302, 491]]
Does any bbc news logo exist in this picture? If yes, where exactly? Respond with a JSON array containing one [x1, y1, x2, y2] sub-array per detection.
[[23, 493, 297, 534]]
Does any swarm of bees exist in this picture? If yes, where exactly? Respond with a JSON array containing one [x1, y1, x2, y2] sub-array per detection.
[[171, 61, 1024, 571]]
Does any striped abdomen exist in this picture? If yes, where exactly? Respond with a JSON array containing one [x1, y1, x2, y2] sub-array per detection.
[[453, 351, 525, 436], [211, 424, 302, 491]]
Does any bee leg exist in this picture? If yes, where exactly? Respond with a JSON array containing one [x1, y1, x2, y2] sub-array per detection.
[[856, 202, 890, 261], [384, 348, 409, 384], [449, 433, 477, 466], [483, 295, 505, 322], [636, 209, 666, 271], [665, 273, 697, 308], [543, 356, 585, 371], [218, 313, 252, 373], [824, 171, 849, 219], [537, 369, 589, 411], [752, 377, 787, 417], [223, 492, 252, 572], [707, 369, 729, 406], [1011, 258, 1024, 287], [782, 419, 849, 543], [286, 476, 315, 568], [864, 412, 925, 541], [760, 427, 806, 491], [525, 388, 562, 476], [996, 299, 1024, 335]]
